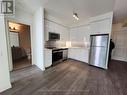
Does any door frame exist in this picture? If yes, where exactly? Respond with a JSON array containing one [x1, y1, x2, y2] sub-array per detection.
[[5, 19, 33, 71]]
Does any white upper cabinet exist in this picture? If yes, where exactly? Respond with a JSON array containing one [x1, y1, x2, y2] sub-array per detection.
[[44, 19, 69, 41], [90, 19, 112, 34], [70, 25, 90, 43], [90, 12, 113, 35], [45, 20, 55, 32]]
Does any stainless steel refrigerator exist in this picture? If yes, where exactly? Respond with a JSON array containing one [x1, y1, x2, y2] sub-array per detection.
[[89, 34, 109, 69]]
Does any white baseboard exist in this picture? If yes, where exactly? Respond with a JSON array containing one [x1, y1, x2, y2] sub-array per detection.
[[0, 83, 11, 93], [112, 56, 127, 62]]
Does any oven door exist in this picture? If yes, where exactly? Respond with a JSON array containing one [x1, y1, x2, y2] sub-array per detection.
[[52, 50, 63, 64]]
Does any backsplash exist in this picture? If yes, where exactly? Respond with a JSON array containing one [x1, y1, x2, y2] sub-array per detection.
[[45, 40, 90, 48], [71, 42, 85, 47], [45, 41, 66, 48], [71, 41, 90, 48]]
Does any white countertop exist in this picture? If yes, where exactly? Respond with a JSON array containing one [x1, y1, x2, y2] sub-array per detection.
[[44, 48, 52, 51], [44, 47, 90, 50], [68, 47, 90, 50]]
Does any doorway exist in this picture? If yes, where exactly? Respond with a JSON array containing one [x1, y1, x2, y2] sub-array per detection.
[[8, 21, 32, 70]]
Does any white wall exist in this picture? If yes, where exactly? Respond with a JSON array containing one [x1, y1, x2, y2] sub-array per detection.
[[112, 23, 127, 62], [9, 32, 19, 47], [6, 8, 33, 25], [32, 7, 45, 70], [0, 16, 11, 92]]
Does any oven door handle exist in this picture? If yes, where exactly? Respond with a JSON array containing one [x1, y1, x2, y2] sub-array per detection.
[[53, 51, 63, 53]]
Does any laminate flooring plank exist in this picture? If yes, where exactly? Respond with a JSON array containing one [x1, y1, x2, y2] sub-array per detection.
[[1, 60, 127, 95]]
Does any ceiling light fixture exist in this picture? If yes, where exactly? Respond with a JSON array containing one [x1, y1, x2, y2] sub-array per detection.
[[73, 13, 79, 20]]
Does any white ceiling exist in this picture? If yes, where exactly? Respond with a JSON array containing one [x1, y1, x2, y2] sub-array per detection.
[[15, 0, 127, 26], [44, 0, 115, 26], [15, 0, 50, 14]]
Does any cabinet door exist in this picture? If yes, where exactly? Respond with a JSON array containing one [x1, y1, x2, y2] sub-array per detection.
[[44, 20, 55, 41], [61, 28, 69, 41], [44, 50, 52, 68], [90, 21, 100, 34], [53, 23, 69, 41], [70, 26, 90, 42], [90, 19, 111, 34], [68, 48, 89, 63]]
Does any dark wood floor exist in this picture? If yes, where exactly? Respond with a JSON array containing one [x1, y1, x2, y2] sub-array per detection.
[[1, 59, 127, 95], [13, 58, 31, 70]]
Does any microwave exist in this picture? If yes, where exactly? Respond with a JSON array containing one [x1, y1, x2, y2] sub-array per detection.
[[49, 32, 60, 41]]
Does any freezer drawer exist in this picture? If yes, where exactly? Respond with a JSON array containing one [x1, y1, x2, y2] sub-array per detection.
[[91, 35, 109, 47], [89, 47, 107, 69]]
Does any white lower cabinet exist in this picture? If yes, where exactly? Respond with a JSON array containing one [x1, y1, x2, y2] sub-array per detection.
[[44, 49, 52, 68], [68, 48, 89, 63]]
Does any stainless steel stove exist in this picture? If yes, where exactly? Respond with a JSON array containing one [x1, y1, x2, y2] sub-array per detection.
[[46, 47, 68, 66]]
